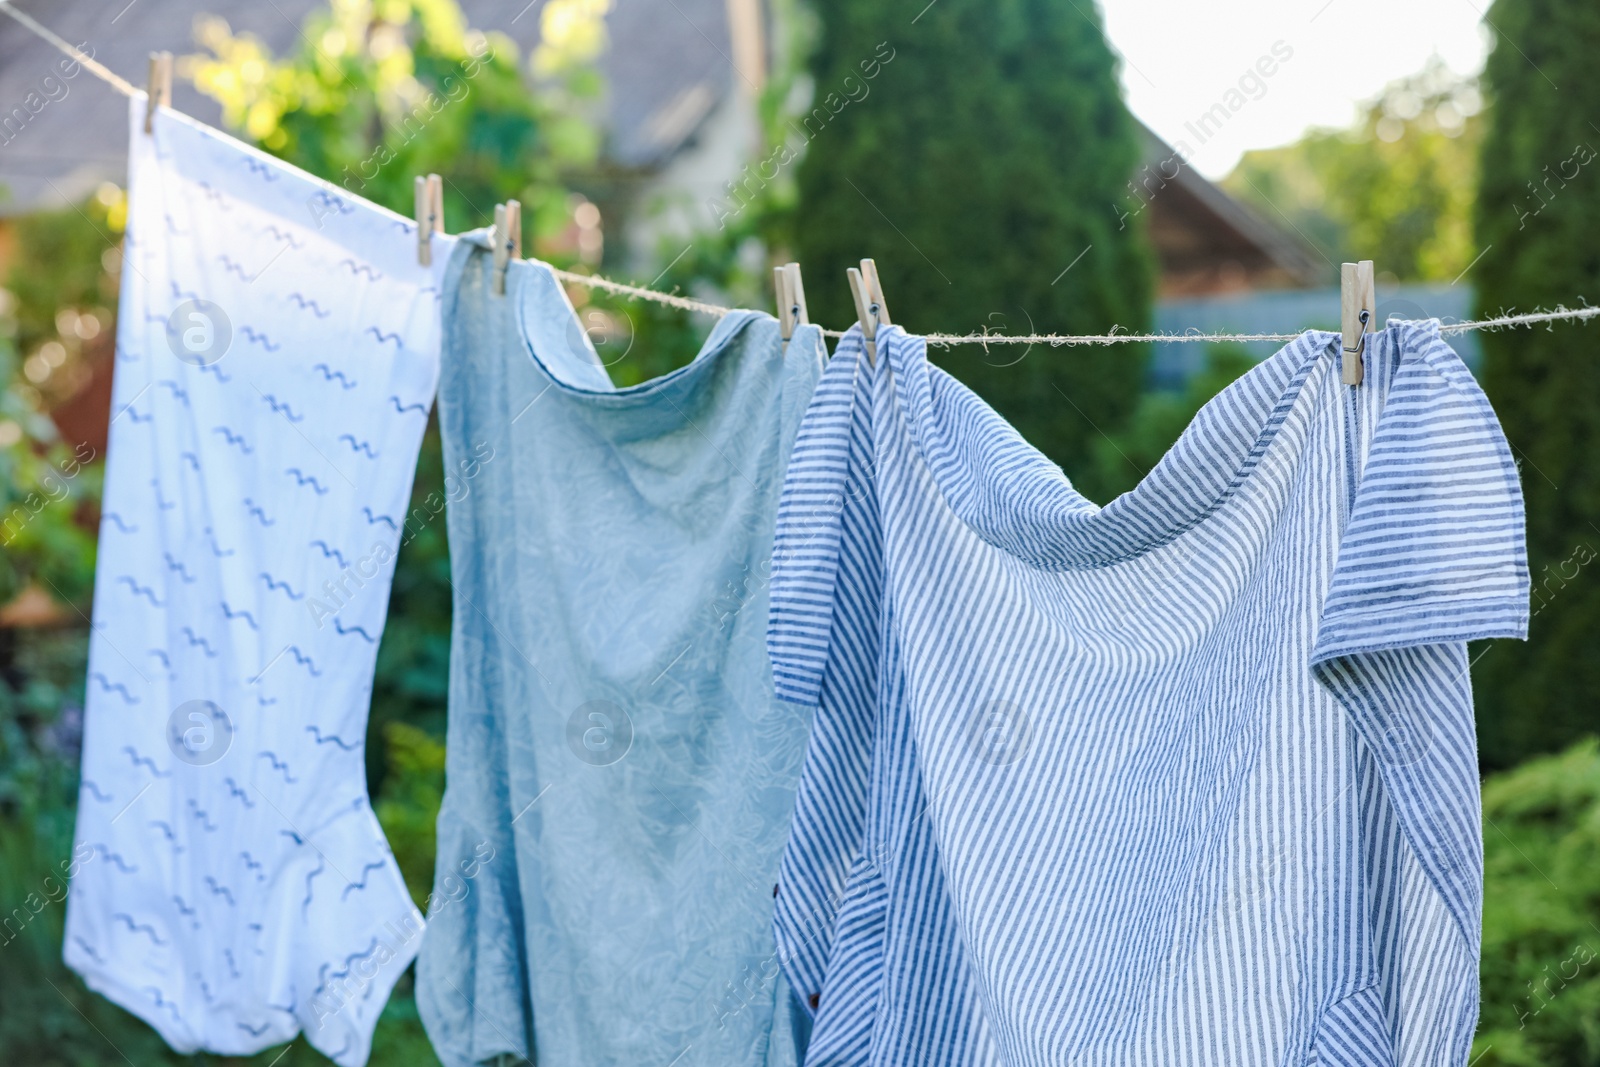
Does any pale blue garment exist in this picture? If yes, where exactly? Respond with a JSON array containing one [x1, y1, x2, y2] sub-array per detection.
[[416, 236, 823, 1066]]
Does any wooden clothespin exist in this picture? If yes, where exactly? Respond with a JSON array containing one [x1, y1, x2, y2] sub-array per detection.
[[847, 269, 874, 363], [861, 259, 890, 329], [785, 262, 809, 330], [774, 262, 809, 342], [847, 258, 891, 364], [145, 51, 172, 134], [492, 199, 521, 295], [774, 266, 794, 341], [414, 174, 443, 266], [1339, 260, 1375, 386]]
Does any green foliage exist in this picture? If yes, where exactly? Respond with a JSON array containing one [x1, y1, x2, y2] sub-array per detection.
[[1090, 344, 1257, 500], [190, 0, 603, 236], [0, 177, 124, 1067], [1471, 0, 1600, 770], [365, 418, 454, 796], [793, 0, 1153, 499], [1223, 57, 1483, 282], [1474, 738, 1600, 1067], [372, 721, 448, 907], [0, 408, 97, 614], [0, 192, 118, 614], [5, 188, 124, 363], [591, 234, 776, 387]]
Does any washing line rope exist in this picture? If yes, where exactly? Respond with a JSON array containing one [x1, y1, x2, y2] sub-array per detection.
[[0, 2, 140, 96], [545, 270, 1600, 347], [8, 3, 1597, 350]]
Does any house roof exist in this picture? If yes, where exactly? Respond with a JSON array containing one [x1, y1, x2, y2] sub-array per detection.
[[0, 2, 1323, 293], [1135, 122, 1326, 294], [0, 0, 734, 215]]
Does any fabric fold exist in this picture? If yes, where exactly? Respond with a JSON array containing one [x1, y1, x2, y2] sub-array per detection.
[[770, 319, 1526, 1066], [418, 240, 825, 1067]]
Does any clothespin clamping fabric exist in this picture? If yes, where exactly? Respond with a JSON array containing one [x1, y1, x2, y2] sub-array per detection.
[[145, 52, 172, 134], [847, 258, 891, 364], [492, 200, 521, 296], [1339, 260, 1376, 386], [414, 175, 444, 267], [774, 262, 809, 343], [785, 263, 809, 334], [774, 267, 792, 341]]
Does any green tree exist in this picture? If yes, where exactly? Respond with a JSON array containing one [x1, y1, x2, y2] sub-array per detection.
[[1471, 0, 1600, 769], [189, 0, 603, 235], [792, 0, 1153, 497], [1223, 57, 1483, 282], [1473, 738, 1600, 1067]]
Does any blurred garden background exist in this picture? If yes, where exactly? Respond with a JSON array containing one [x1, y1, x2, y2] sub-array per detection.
[[0, 0, 1596, 1063]]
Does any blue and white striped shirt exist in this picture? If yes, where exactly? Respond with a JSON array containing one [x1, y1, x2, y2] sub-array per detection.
[[768, 321, 1528, 1066]]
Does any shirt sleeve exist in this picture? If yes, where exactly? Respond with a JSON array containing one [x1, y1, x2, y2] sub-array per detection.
[[767, 331, 873, 705], [1313, 320, 1529, 663]]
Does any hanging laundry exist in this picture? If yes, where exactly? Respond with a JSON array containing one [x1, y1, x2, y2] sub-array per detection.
[[415, 238, 825, 1067], [65, 97, 451, 1066], [769, 322, 1528, 1065]]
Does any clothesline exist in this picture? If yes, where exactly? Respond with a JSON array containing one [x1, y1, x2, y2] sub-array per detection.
[[0, 2, 140, 96], [7, 1, 1598, 350], [547, 264, 1600, 347]]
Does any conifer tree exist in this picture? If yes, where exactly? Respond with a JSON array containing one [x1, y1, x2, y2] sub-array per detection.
[[1472, 0, 1600, 767], [793, 0, 1154, 495]]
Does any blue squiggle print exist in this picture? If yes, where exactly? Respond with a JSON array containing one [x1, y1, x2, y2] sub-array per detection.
[[286, 468, 329, 495], [122, 745, 169, 776], [311, 362, 355, 387], [307, 725, 360, 750], [339, 434, 379, 459], [310, 540, 348, 567], [341, 861, 387, 900], [117, 576, 164, 607], [113, 914, 166, 945]]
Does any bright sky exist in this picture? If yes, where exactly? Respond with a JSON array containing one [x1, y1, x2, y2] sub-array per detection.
[[1097, 0, 1492, 177]]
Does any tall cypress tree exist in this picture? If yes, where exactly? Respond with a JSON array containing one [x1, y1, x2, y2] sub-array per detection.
[[1472, 0, 1600, 768], [792, 0, 1153, 496]]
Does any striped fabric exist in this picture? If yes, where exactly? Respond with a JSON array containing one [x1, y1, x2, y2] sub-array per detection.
[[768, 321, 1528, 1066]]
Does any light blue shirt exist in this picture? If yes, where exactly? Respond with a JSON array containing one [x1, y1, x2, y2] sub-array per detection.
[[417, 237, 823, 1066], [769, 322, 1528, 1065]]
